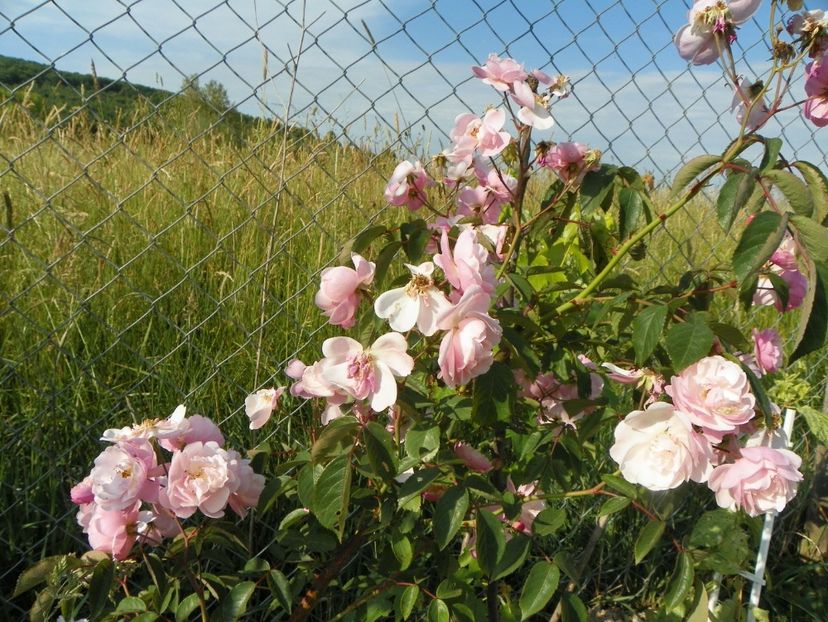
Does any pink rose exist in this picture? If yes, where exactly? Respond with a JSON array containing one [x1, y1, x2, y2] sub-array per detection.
[[511, 80, 555, 130], [522, 371, 603, 429], [708, 446, 803, 516], [506, 479, 546, 535], [454, 442, 493, 473], [86, 502, 143, 560], [752, 328, 782, 375], [433, 228, 496, 301], [666, 356, 756, 438], [384, 160, 430, 210], [138, 504, 180, 546], [449, 110, 511, 160], [471, 53, 527, 91], [373, 262, 452, 336], [601, 362, 644, 385], [100, 404, 187, 443], [753, 269, 807, 312], [804, 53, 828, 127], [70, 476, 94, 505], [321, 333, 414, 412], [610, 402, 713, 491], [226, 449, 266, 518], [315, 253, 375, 328], [435, 286, 502, 387], [158, 414, 225, 452], [674, 0, 762, 65], [90, 439, 158, 511], [245, 387, 286, 430], [159, 441, 233, 519], [538, 142, 599, 184]]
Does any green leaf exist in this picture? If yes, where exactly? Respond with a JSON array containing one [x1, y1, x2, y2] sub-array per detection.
[[400, 219, 430, 262], [311, 416, 360, 464], [501, 327, 541, 377], [634, 520, 666, 565], [116, 597, 148, 613], [493, 534, 531, 580], [532, 507, 567, 537], [732, 211, 789, 285], [759, 137, 783, 172], [664, 552, 694, 611], [791, 260, 828, 362], [364, 421, 398, 484], [717, 170, 756, 232], [88, 558, 114, 619], [374, 240, 403, 284], [391, 533, 413, 571], [210, 581, 255, 622], [766, 272, 790, 310], [580, 164, 617, 214], [619, 186, 643, 240], [13, 556, 63, 598], [427, 598, 450, 622], [398, 467, 441, 507], [665, 313, 714, 371], [632, 304, 668, 365], [791, 160, 828, 223], [313, 454, 352, 539], [689, 509, 750, 575], [671, 155, 721, 198], [763, 169, 813, 216], [398, 585, 419, 620], [800, 406, 828, 445], [790, 215, 828, 264], [508, 272, 535, 302], [405, 425, 440, 462], [598, 496, 631, 517], [601, 474, 638, 499], [739, 359, 773, 425], [30, 587, 55, 622], [476, 509, 506, 577], [269, 570, 292, 613], [519, 561, 560, 620], [176, 594, 202, 622], [708, 322, 748, 350], [561, 593, 588, 622], [134, 613, 159, 622], [471, 361, 515, 425], [687, 580, 709, 622], [434, 486, 469, 550], [339, 225, 388, 263]]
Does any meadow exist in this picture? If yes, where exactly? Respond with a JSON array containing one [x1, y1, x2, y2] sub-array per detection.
[[1, 87, 826, 619]]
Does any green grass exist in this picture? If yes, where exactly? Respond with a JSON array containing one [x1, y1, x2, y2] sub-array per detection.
[[1, 90, 826, 619]]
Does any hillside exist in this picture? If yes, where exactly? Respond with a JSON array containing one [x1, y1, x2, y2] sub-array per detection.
[[0, 53, 302, 141]]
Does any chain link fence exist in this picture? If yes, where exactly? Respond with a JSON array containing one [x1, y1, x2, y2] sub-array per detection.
[[1, 0, 826, 617]]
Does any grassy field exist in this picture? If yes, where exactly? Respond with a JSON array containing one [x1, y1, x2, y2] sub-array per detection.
[[1, 90, 826, 619]]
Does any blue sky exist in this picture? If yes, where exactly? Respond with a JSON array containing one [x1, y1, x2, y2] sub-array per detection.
[[0, 0, 826, 177]]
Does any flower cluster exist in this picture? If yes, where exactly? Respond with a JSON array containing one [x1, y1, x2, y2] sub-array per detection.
[[611, 355, 803, 516], [70, 407, 264, 559]]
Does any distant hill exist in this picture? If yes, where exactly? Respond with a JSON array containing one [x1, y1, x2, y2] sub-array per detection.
[[0, 54, 310, 142]]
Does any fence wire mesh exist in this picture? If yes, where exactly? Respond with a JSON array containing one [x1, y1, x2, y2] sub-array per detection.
[[1, 0, 826, 618]]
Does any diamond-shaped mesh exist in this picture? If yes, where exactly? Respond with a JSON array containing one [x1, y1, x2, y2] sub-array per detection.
[[1, 0, 826, 617]]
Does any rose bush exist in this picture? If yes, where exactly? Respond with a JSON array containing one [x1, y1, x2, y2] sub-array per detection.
[[15, 2, 828, 620]]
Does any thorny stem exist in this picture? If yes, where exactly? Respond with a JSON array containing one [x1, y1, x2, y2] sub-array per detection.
[[174, 519, 209, 622], [496, 124, 533, 280]]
